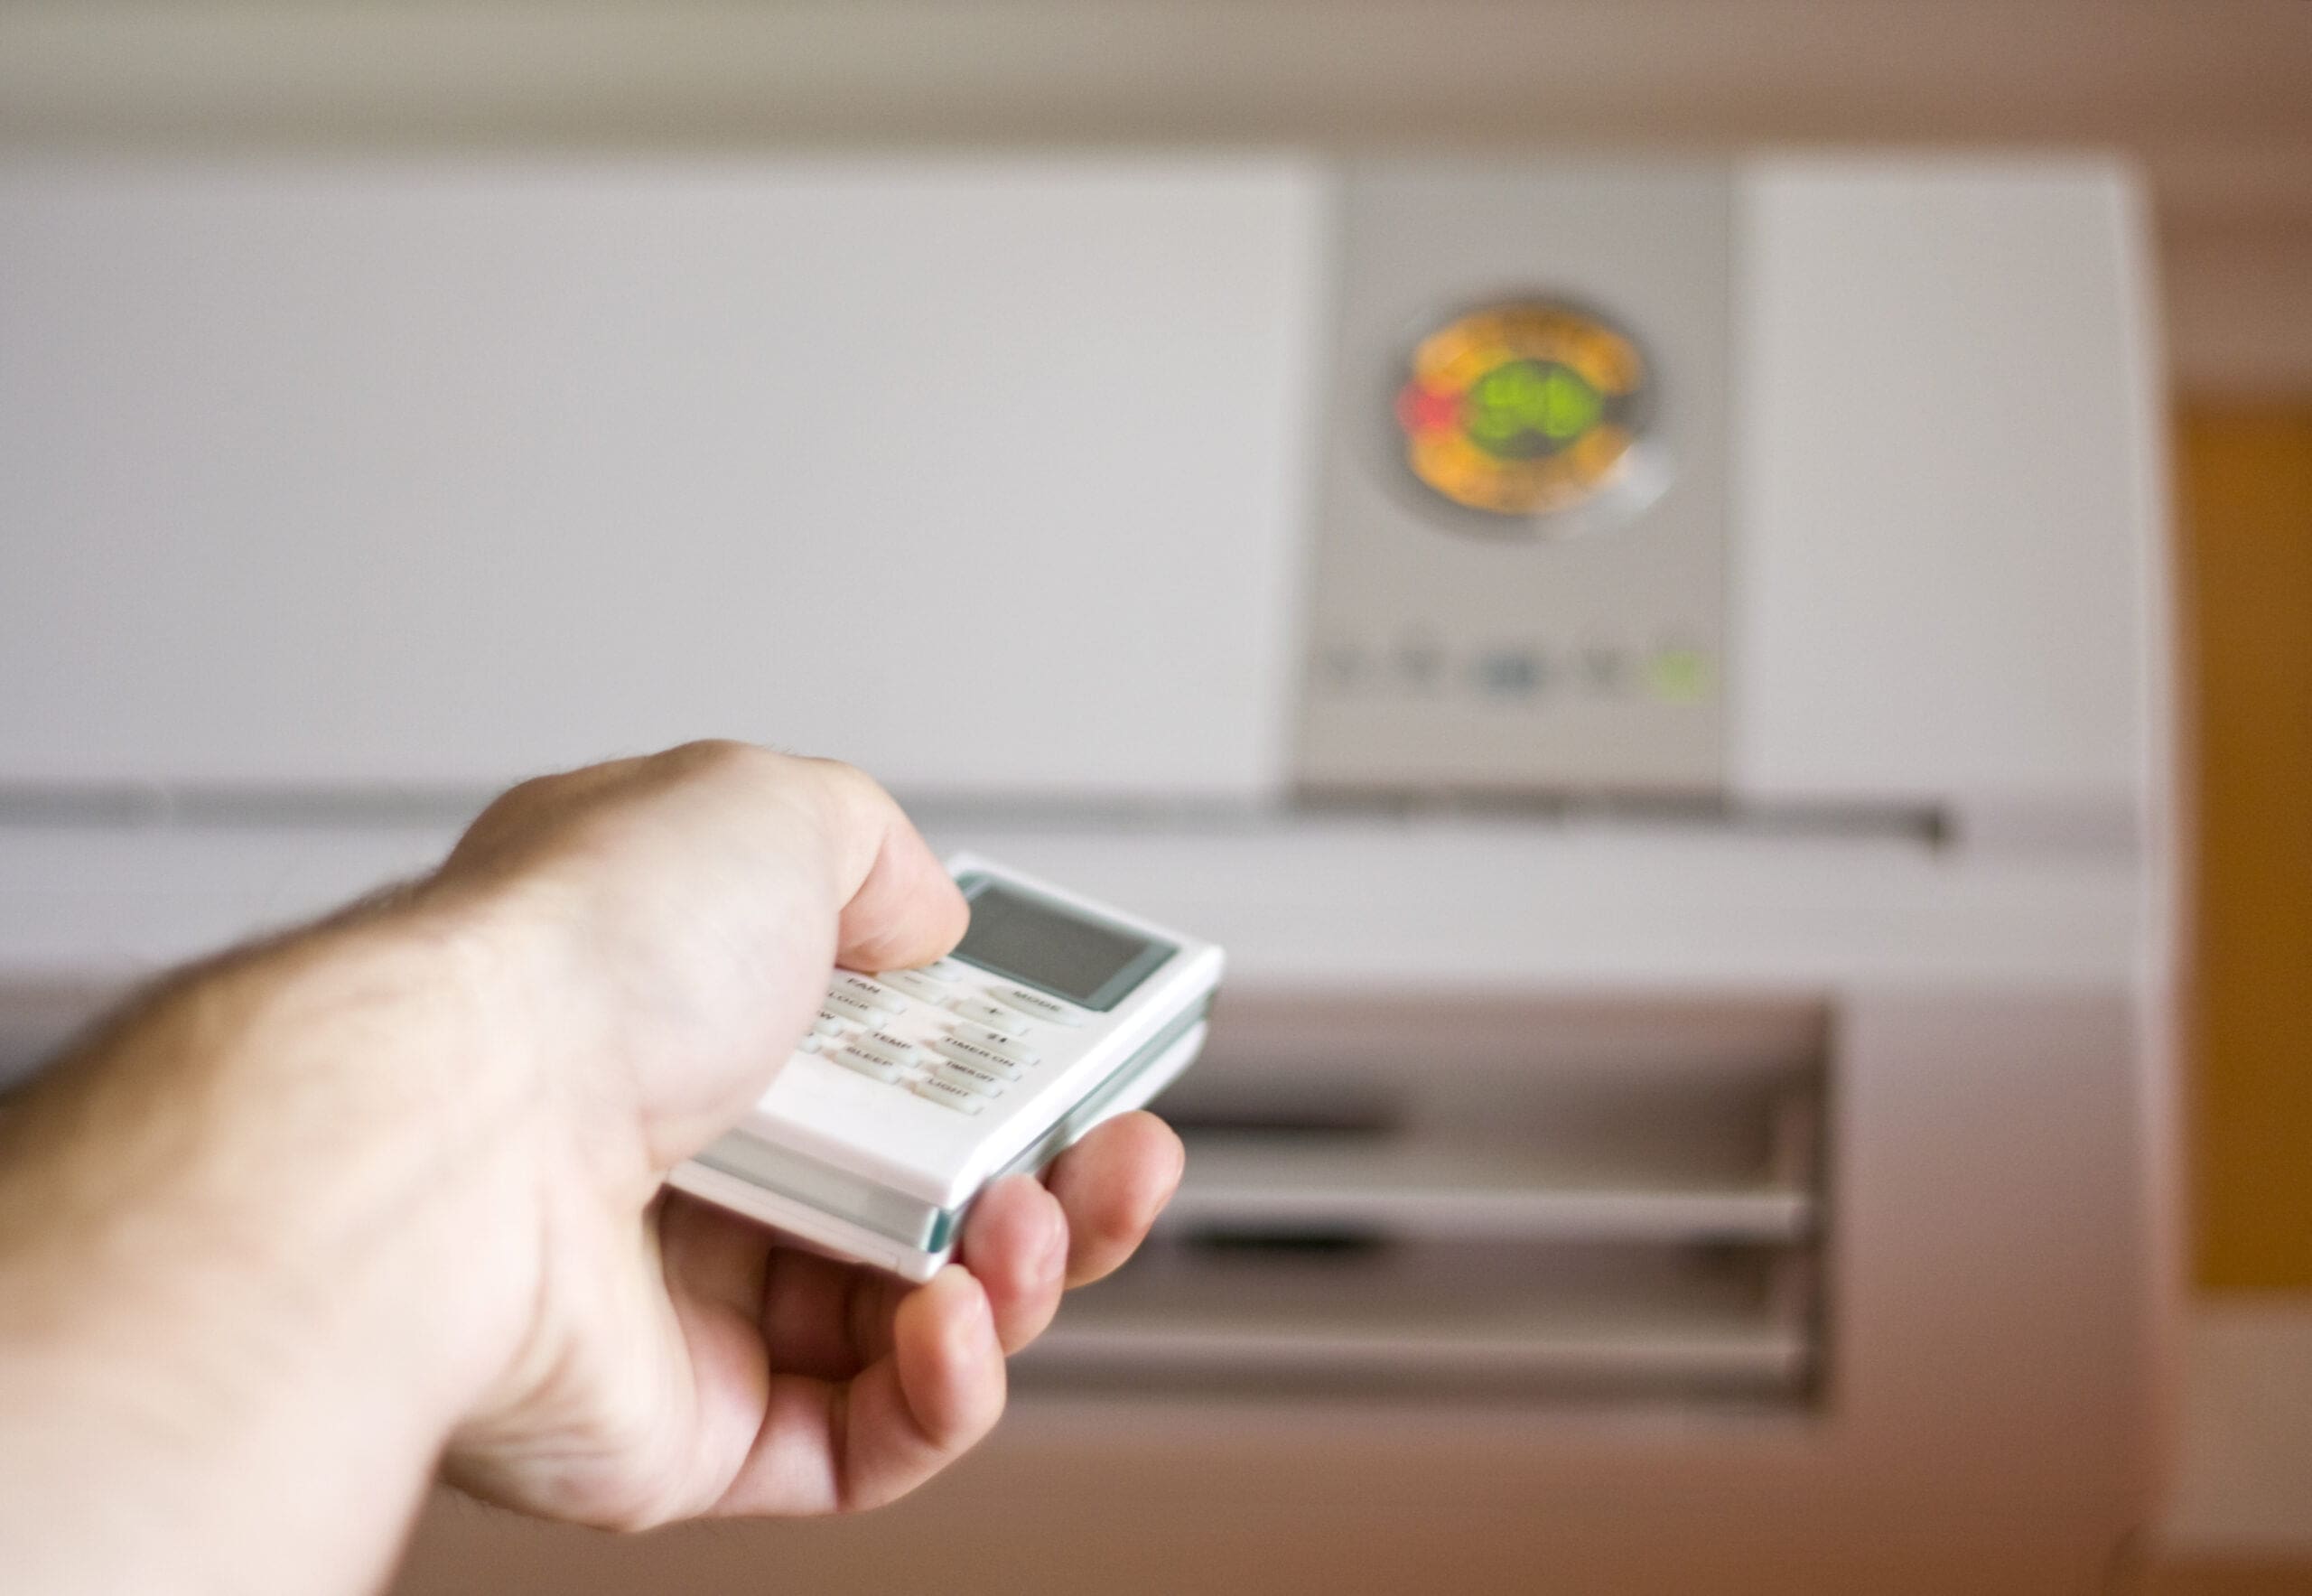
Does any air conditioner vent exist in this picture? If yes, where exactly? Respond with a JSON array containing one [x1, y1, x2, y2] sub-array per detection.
[[1018, 992, 1829, 1405]]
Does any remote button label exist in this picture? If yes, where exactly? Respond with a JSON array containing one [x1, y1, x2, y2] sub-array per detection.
[[930, 1060, 1008, 1097], [829, 974, 907, 1013], [912, 1077, 985, 1115], [822, 992, 888, 1026], [989, 986, 1085, 1027], [851, 1031, 926, 1069], [950, 1024, 1037, 1065], [876, 969, 953, 1003], [950, 999, 1028, 1034], [832, 1045, 907, 1083], [930, 1037, 1026, 1080]]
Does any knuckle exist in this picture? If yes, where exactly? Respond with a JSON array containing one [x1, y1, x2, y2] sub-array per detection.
[[798, 753, 887, 809], [660, 737, 771, 776], [793, 756, 903, 843], [444, 772, 571, 863], [1091, 1195, 1144, 1255], [479, 770, 564, 819]]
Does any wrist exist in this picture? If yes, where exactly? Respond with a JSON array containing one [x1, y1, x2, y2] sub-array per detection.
[[0, 890, 563, 1573], [182, 895, 563, 1420]]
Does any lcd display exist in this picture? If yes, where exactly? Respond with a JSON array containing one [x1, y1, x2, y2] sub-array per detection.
[[1394, 300, 1649, 518], [951, 879, 1175, 1011]]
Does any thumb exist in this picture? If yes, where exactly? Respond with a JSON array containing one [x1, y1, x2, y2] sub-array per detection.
[[805, 761, 969, 975]]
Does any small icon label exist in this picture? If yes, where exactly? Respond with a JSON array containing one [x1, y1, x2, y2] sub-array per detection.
[[1471, 649, 1546, 698], [1645, 647, 1713, 705]]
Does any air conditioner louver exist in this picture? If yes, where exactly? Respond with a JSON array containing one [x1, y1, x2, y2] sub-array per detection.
[[1017, 994, 1828, 1405]]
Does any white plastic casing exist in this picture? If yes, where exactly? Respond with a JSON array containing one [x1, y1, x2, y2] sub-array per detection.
[[0, 156, 2159, 836], [0, 155, 2173, 1583], [666, 854, 1224, 1281]]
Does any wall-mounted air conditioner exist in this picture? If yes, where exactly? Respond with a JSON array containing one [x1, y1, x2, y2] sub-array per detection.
[[0, 154, 2176, 1593]]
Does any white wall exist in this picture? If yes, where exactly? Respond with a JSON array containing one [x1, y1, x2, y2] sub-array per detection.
[[3, 1, 2307, 394]]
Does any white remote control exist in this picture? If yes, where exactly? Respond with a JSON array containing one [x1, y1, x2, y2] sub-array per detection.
[[667, 854, 1224, 1281]]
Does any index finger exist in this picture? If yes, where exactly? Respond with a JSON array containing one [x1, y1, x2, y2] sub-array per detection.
[[1041, 1112, 1186, 1287]]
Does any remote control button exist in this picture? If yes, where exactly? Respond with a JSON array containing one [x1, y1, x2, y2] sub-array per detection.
[[822, 992, 889, 1026], [988, 985, 1086, 1027], [811, 1013, 846, 1037], [931, 1060, 1008, 1097], [875, 968, 954, 1003], [950, 998, 1028, 1034], [850, 1030, 928, 1069], [921, 958, 970, 982], [930, 1035, 1026, 1080], [912, 1076, 986, 1115], [831, 1044, 908, 1084], [795, 1033, 825, 1055], [950, 1023, 1038, 1065], [829, 974, 908, 1013]]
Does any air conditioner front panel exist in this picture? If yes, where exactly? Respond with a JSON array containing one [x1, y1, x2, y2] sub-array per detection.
[[0, 158, 1323, 800], [1, 155, 2163, 828], [1728, 161, 2162, 825]]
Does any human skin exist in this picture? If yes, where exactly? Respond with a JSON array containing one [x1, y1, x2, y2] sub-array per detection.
[[0, 742, 1184, 1596]]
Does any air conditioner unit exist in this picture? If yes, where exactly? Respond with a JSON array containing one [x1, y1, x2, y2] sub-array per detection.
[[0, 154, 2177, 1593]]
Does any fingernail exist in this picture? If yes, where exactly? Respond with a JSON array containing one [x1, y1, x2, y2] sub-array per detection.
[[1038, 1200, 1070, 1275], [939, 1265, 996, 1354]]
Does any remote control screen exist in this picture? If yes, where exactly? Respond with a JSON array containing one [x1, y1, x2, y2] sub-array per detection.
[[952, 880, 1176, 1011]]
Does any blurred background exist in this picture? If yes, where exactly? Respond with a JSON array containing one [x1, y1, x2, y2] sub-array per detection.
[[0, 4, 2307, 1592]]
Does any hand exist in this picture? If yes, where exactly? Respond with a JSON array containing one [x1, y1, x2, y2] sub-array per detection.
[[415, 742, 1186, 1525], [0, 742, 1184, 1596]]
